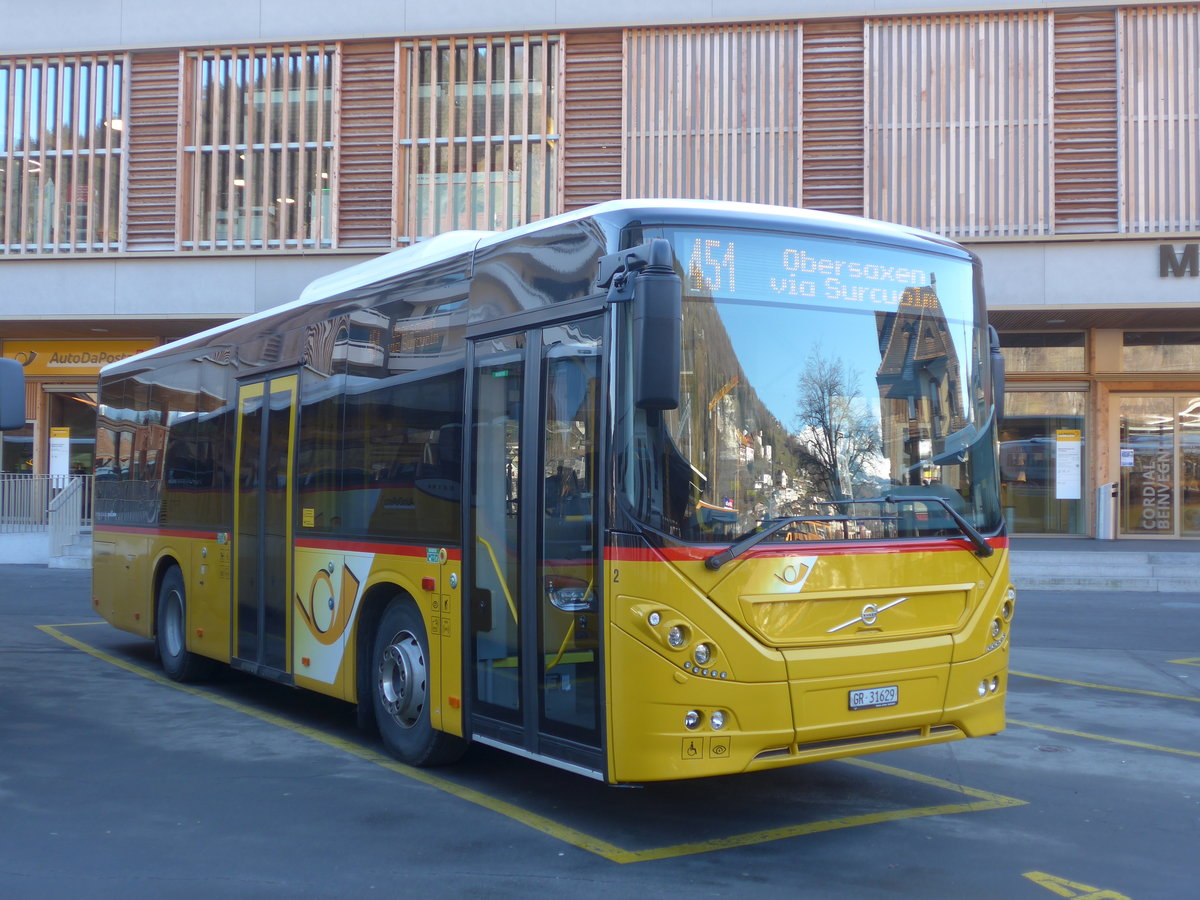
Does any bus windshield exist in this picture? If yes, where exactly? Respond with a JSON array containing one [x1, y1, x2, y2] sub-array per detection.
[[618, 225, 1003, 545]]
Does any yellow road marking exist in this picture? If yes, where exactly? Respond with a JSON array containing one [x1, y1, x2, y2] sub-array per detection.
[[1011, 719, 1200, 758], [1024, 870, 1130, 899], [1170, 657, 1200, 668], [40, 622, 1026, 863], [1011, 669, 1200, 703]]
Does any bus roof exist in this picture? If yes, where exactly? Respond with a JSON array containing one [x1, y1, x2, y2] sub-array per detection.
[[102, 199, 968, 378]]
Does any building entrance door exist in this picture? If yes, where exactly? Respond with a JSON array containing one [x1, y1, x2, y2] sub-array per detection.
[[1115, 394, 1200, 538]]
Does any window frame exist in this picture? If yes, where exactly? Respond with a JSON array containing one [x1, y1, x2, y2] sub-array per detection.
[[180, 44, 336, 251], [0, 53, 127, 254]]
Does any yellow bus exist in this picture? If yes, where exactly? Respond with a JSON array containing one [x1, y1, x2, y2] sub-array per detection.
[[92, 200, 1014, 783]]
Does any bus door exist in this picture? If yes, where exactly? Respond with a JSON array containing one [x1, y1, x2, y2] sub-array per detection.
[[232, 373, 298, 679], [467, 316, 605, 775]]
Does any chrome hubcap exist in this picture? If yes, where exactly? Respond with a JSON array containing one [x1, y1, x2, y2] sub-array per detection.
[[377, 630, 426, 729]]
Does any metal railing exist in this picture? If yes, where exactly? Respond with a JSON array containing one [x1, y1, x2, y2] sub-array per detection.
[[0, 474, 94, 535], [49, 476, 88, 557]]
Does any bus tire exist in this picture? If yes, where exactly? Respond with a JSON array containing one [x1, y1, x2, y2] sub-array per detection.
[[156, 566, 210, 682], [371, 598, 466, 767]]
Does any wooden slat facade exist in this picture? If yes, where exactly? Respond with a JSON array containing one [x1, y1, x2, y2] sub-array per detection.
[[1052, 11, 1119, 233], [561, 31, 623, 210], [865, 12, 1052, 238], [1120, 4, 1200, 233], [624, 24, 802, 205], [336, 41, 397, 248], [801, 20, 864, 215], [125, 52, 181, 251], [5, 5, 1200, 255]]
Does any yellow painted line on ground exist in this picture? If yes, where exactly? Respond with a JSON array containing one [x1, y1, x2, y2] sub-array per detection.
[[1011, 719, 1200, 758], [1011, 669, 1200, 703], [41, 622, 1026, 864], [1024, 870, 1131, 899], [1169, 657, 1200, 668]]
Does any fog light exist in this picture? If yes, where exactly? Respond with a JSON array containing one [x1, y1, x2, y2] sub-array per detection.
[[668, 625, 687, 649], [978, 680, 988, 697], [990, 676, 1000, 693], [684, 710, 701, 730], [694, 643, 712, 666], [648, 611, 661, 626], [710, 710, 726, 730]]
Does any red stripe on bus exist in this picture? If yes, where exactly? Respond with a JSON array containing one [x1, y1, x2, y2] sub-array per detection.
[[605, 536, 1008, 563], [294, 537, 463, 560]]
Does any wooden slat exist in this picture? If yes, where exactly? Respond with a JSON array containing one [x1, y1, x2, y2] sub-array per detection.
[[562, 31, 623, 209], [624, 23, 801, 206], [125, 52, 181, 250], [801, 20, 865, 215], [1120, 5, 1200, 233], [1053, 11, 1118, 232], [337, 40, 398, 247], [865, 12, 1052, 238]]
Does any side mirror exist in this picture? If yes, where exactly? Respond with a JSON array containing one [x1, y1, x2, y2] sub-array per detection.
[[988, 325, 1005, 424], [0, 357, 26, 431], [633, 238, 682, 410]]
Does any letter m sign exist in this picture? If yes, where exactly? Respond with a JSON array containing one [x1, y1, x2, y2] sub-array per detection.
[[1159, 243, 1199, 277]]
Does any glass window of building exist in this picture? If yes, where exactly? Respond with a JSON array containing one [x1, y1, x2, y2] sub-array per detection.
[[182, 46, 334, 249], [1122, 332, 1200, 373], [999, 390, 1087, 534], [399, 36, 560, 240], [998, 332, 1086, 373], [0, 54, 125, 253]]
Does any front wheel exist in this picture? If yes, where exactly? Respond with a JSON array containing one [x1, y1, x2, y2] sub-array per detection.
[[156, 566, 211, 682], [371, 599, 466, 767]]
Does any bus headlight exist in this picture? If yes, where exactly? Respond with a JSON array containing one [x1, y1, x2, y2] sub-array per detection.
[[694, 643, 712, 666], [667, 625, 688, 649], [710, 710, 726, 730], [684, 710, 701, 730]]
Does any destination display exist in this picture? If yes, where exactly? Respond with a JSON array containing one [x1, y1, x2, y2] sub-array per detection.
[[672, 229, 967, 314]]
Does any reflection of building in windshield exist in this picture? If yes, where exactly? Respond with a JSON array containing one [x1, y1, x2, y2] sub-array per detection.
[[670, 291, 805, 534], [875, 281, 966, 485]]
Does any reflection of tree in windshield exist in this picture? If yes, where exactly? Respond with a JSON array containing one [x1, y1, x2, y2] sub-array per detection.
[[794, 347, 881, 502]]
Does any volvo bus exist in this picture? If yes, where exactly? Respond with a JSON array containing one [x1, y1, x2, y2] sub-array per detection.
[[92, 200, 1014, 783]]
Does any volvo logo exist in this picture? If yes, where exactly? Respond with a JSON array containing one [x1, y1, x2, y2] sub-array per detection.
[[828, 597, 909, 633]]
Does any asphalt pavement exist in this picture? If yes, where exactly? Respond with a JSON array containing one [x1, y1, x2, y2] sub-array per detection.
[[1, 565, 1196, 898]]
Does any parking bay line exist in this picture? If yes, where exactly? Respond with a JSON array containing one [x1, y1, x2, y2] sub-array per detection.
[[1011, 670, 1200, 704], [41, 621, 1026, 864], [1010, 719, 1200, 759]]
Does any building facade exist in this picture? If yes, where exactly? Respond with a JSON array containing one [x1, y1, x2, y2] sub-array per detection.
[[2, 1, 1198, 539]]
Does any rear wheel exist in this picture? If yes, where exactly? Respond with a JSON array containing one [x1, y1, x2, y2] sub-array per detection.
[[156, 566, 211, 682], [372, 599, 466, 766]]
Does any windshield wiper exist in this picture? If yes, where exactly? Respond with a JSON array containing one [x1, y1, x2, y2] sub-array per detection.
[[703, 496, 994, 570], [882, 494, 994, 558], [704, 517, 813, 570]]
